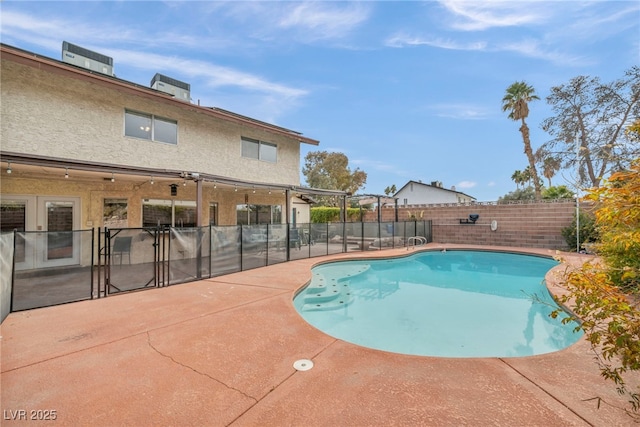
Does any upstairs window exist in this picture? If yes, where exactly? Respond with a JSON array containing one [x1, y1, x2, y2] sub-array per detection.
[[241, 137, 277, 162], [125, 110, 177, 144]]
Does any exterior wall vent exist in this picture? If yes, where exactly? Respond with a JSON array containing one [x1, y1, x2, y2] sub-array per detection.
[[62, 41, 114, 76], [150, 73, 191, 102]]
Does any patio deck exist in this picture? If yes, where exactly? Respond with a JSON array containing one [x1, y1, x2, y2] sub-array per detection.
[[1, 244, 636, 426]]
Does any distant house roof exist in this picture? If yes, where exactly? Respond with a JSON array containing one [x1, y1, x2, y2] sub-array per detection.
[[394, 180, 476, 201], [0, 43, 319, 146]]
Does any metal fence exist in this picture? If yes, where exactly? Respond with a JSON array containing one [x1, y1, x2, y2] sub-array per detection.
[[2, 220, 431, 312]]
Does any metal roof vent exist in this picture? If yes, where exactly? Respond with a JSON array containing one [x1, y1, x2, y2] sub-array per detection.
[[62, 41, 114, 76], [150, 73, 191, 102]]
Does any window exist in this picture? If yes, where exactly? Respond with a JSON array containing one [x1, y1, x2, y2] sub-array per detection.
[[103, 199, 128, 228], [209, 202, 218, 226], [125, 110, 177, 144], [236, 204, 282, 225], [241, 137, 277, 162], [143, 199, 196, 227]]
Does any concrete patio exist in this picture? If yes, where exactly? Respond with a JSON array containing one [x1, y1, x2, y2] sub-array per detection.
[[1, 245, 636, 426]]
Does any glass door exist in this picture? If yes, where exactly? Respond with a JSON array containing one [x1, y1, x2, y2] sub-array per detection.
[[38, 198, 80, 267]]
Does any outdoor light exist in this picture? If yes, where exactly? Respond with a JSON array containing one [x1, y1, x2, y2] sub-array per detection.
[[183, 180, 187, 186], [213, 181, 217, 189], [234, 185, 238, 192], [150, 176, 154, 185], [252, 186, 256, 194], [6, 161, 11, 174], [111, 172, 115, 182], [65, 168, 69, 179]]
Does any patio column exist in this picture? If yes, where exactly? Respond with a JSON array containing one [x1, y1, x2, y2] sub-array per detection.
[[196, 178, 203, 227]]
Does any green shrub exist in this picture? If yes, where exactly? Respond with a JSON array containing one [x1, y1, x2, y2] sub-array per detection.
[[561, 211, 598, 251], [310, 207, 361, 223]]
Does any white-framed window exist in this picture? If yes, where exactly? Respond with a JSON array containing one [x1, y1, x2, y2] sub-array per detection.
[[125, 110, 177, 144], [241, 137, 277, 162]]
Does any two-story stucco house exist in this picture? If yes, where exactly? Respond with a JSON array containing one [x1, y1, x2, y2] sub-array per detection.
[[1, 42, 345, 242], [395, 180, 476, 206]]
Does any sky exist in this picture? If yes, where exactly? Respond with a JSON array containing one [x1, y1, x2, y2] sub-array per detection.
[[1, 1, 638, 201]]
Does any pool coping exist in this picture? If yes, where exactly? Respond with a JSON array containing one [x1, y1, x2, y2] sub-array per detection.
[[1, 243, 635, 426]]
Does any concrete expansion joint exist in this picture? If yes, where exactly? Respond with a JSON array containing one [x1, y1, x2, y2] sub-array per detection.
[[145, 331, 257, 404], [498, 358, 595, 426]]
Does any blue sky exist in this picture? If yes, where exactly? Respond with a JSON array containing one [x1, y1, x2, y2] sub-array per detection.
[[1, 1, 638, 201]]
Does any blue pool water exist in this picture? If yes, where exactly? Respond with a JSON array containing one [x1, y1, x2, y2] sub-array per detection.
[[293, 250, 582, 358]]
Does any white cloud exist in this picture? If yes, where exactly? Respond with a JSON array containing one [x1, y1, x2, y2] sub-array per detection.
[[278, 1, 370, 41], [438, 0, 549, 31], [498, 39, 590, 67], [428, 103, 491, 120], [456, 180, 477, 189], [385, 33, 487, 50]]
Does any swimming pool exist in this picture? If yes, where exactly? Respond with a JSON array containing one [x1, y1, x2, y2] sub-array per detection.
[[293, 250, 582, 358]]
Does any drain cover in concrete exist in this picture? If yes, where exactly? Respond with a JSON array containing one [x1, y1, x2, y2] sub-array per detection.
[[293, 359, 314, 371]]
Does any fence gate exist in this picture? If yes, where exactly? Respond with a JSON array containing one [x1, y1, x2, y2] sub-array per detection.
[[103, 227, 163, 295]]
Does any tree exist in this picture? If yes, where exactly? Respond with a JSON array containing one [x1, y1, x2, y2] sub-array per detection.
[[498, 186, 536, 202], [540, 155, 562, 187], [542, 185, 574, 200], [539, 67, 640, 189], [384, 184, 397, 196], [302, 151, 367, 206], [511, 170, 525, 189], [502, 81, 543, 200], [552, 157, 640, 417]]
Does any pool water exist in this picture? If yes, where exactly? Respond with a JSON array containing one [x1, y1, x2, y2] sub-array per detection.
[[293, 250, 582, 358]]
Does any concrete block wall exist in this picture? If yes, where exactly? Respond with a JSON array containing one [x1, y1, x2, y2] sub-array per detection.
[[363, 200, 588, 250]]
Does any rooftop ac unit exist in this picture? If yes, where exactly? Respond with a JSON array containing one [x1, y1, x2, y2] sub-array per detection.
[[150, 73, 191, 102], [62, 41, 114, 76]]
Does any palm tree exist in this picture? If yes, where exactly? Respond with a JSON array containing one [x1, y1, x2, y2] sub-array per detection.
[[511, 170, 524, 189], [541, 156, 561, 187], [502, 81, 542, 200]]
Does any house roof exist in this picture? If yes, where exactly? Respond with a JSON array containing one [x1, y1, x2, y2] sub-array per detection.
[[394, 180, 476, 200], [0, 43, 319, 146]]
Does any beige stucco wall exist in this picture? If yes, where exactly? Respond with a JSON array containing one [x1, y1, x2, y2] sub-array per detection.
[[1, 60, 302, 186]]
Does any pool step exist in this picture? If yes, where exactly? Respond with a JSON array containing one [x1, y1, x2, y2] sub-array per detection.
[[300, 264, 370, 311], [300, 276, 350, 311]]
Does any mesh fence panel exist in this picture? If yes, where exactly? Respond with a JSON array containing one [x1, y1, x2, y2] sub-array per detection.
[[267, 224, 287, 265], [168, 227, 210, 285], [241, 224, 269, 270], [1, 232, 14, 321], [211, 226, 241, 276], [12, 230, 93, 311], [107, 228, 158, 294], [327, 223, 345, 255]]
